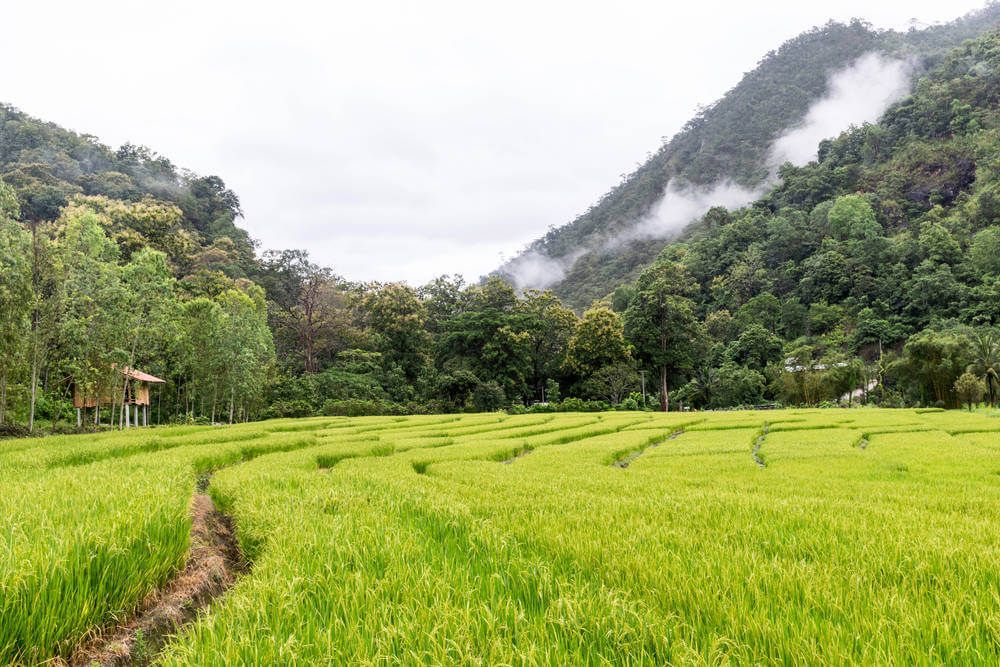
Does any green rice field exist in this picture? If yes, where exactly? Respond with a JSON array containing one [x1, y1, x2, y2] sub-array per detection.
[[4, 408, 1000, 664]]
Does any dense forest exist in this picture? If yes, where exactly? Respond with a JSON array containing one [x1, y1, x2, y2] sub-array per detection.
[[1, 22, 1000, 433], [498, 4, 1000, 309], [621, 27, 1000, 411]]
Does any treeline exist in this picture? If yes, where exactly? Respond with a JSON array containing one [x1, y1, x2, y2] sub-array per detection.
[[0, 189, 272, 432], [0, 101, 270, 433], [0, 103, 254, 268]]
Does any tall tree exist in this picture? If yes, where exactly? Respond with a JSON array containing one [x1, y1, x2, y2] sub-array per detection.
[[437, 277, 526, 396], [565, 305, 630, 377], [893, 329, 969, 407], [120, 247, 178, 423], [360, 283, 430, 384], [259, 249, 343, 373], [522, 290, 577, 401], [966, 327, 1000, 407], [624, 261, 704, 411], [54, 207, 131, 427], [0, 184, 31, 424], [179, 298, 225, 418], [217, 286, 275, 422]]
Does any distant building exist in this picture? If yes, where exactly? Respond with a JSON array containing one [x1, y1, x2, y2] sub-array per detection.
[[72, 366, 165, 428], [783, 357, 849, 373]]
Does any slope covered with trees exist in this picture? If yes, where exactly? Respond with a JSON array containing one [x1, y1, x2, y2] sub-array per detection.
[[0, 105, 272, 432], [623, 27, 1000, 409], [497, 4, 1000, 309], [0, 104, 256, 276]]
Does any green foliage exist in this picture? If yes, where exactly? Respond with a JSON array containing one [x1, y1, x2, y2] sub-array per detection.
[[0, 183, 31, 424], [624, 261, 704, 410], [954, 370, 987, 410], [965, 327, 1000, 406], [970, 226, 1000, 276], [892, 328, 971, 408], [564, 306, 630, 376], [6, 22, 1000, 428], [711, 362, 767, 408], [499, 7, 1000, 308], [578, 362, 638, 405], [471, 381, 506, 412], [726, 324, 784, 371], [0, 105, 253, 273], [359, 283, 430, 383], [321, 398, 404, 417], [827, 194, 881, 240]]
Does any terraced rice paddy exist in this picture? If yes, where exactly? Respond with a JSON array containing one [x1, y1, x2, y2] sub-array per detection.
[[4, 408, 1000, 664]]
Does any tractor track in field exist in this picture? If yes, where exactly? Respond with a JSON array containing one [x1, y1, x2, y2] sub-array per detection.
[[752, 423, 769, 468], [65, 475, 248, 666], [613, 429, 685, 468]]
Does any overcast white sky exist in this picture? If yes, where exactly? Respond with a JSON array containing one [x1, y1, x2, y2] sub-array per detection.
[[1, 0, 988, 284]]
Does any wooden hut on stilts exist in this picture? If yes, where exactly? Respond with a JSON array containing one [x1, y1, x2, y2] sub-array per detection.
[[72, 366, 165, 428]]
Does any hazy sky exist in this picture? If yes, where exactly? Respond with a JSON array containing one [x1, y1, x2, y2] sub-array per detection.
[[1, 1, 988, 284]]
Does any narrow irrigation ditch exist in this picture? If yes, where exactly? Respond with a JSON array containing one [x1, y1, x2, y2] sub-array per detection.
[[66, 475, 248, 666], [612, 430, 685, 468], [501, 444, 535, 464], [752, 423, 769, 468]]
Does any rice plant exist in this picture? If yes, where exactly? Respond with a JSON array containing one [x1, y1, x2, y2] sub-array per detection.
[[4, 409, 1000, 664]]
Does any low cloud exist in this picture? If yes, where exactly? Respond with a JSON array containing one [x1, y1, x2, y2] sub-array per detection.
[[769, 51, 913, 167], [506, 50, 915, 291], [618, 179, 762, 245], [502, 248, 585, 290]]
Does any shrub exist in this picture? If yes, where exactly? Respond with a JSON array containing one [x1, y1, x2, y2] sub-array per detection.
[[321, 399, 401, 417], [619, 397, 640, 411], [472, 382, 506, 412], [265, 400, 316, 419], [558, 397, 610, 412], [0, 422, 30, 438], [954, 371, 987, 411]]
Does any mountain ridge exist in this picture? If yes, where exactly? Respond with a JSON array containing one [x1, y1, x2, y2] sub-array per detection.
[[497, 4, 1000, 310]]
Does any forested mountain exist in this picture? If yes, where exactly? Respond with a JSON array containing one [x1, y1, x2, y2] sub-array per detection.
[[616, 26, 1000, 410], [2, 15, 1000, 433], [0, 104, 256, 276], [497, 4, 1000, 309]]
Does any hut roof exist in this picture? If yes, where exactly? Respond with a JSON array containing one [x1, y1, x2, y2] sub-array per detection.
[[123, 367, 166, 384]]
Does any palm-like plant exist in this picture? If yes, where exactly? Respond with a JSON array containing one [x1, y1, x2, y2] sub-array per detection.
[[683, 365, 718, 409], [967, 328, 1000, 407]]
